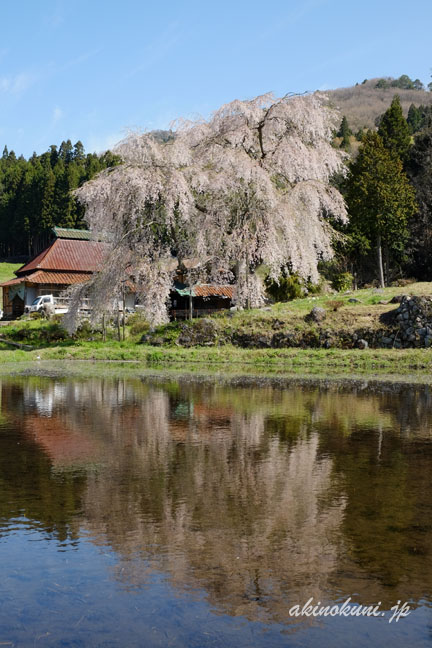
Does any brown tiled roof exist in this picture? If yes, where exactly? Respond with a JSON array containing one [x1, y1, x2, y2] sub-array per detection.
[[193, 285, 235, 298], [0, 270, 91, 287], [0, 276, 26, 287], [25, 271, 92, 285], [16, 238, 106, 275]]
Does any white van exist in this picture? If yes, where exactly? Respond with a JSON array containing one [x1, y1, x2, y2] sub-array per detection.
[[25, 295, 68, 315]]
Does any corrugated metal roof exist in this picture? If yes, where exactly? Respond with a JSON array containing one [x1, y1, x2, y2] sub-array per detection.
[[53, 227, 92, 240], [17, 239, 105, 275], [174, 284, 235, 299]]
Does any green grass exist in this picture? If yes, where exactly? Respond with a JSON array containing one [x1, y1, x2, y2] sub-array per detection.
[[0, 262, 22, 302], [145, 281, 432, 345], [0, 281, 431, 380], [0, 341, 431, 379], [0, 262, 22, 283]]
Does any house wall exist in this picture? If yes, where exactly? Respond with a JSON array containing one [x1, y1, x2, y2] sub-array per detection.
[[125, 293, 135, 310], [25, 286, 37, 307]]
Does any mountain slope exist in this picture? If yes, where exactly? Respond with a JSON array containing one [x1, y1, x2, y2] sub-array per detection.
[[326, 78, 432, 131]]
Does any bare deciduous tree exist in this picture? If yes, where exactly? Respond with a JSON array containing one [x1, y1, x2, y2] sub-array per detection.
[[64, 92, 347, 330]]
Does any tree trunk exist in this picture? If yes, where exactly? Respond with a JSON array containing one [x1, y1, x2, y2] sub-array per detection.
[[377, 234, 385, 289], [384, 244, 390, 287]]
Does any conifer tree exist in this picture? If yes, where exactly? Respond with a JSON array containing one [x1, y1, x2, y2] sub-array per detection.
[[407, 104, 422, 134], [378, 96, 411, 162], [346, 132, 417, 288], [337, 116, 352, 151], [406, 129, 432, 278]]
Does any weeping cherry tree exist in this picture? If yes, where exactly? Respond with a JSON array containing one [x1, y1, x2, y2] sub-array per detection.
[[64, 92, 347, 330]]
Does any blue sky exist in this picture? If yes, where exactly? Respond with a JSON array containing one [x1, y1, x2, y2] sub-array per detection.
[[1, 0, 431, 157]]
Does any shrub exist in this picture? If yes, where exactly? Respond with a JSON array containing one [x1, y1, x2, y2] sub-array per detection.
[[75, 319, 94, 339], [306, 276, 326, 295], [30, 311, 42, 320], [327, 300, 344, 311], [265, 274, 304, 302], [390, 278, 416, 287], [40, 323, 68, 342], [127, 312, 150, 336], [331, 272, 353, 292]]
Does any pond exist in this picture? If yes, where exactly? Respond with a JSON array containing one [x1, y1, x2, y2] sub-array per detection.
[[0, 371, 432, 646]]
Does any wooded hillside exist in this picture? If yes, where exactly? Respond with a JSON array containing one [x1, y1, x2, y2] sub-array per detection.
[[327, 77, 432, 131]]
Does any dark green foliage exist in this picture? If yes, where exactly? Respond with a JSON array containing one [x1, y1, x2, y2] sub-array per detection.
[[346, 132, 417, 286], [337, 116, 352, 138], [0, 141, 121, 257], [127, 312, 150, 336], [376, 76, 424, 92], [391, 75, 418, 90], [375, 78, 390, 89], [332, 272, 353, 292], [337, 116, 352, 151], [265, 274, 304, 302], [407, 104, 423, 134], [378, 96, 412, 162], [405, 129, 432, 278], [406, 104, 432, 134], [355, 128, 365, 142], [7, 321, 68, 344]]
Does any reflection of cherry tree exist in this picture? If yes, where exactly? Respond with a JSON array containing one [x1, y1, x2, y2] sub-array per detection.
[[66, 92, 346, 327], [12, 377, 432, 621], [78, 386, 346, 625]]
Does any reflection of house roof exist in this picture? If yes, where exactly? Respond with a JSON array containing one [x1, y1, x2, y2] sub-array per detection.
[[1, 271, 92, 287], [16, 238, 105, 275], [24, 415, 100, 466], [173, 283, 235, 299]]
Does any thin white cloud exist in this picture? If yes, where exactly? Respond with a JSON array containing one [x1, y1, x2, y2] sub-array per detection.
[[52, 106, 63, 123], [0, 72, 36, 95]]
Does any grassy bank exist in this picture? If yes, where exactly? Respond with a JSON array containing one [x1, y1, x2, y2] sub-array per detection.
[[0, 281, 432, 377], [1, 342, 432, 376]]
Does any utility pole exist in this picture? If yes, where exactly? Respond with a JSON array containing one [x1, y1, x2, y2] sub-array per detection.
[[116, 298, 121, 341], [122, 281, 126, 341]]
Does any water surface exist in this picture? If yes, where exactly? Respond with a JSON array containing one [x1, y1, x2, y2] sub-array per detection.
[[0, 374, 432, 646]]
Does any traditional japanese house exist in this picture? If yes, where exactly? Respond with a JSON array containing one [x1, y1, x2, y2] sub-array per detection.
[[0, 227, 105, 318], [1, 227, 235, 319]]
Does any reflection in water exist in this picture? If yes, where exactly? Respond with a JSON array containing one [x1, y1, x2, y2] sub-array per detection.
[[0, 376, 432, 645]]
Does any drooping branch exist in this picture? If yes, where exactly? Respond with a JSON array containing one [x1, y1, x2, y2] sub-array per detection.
[[68, 92, 347, 327]]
